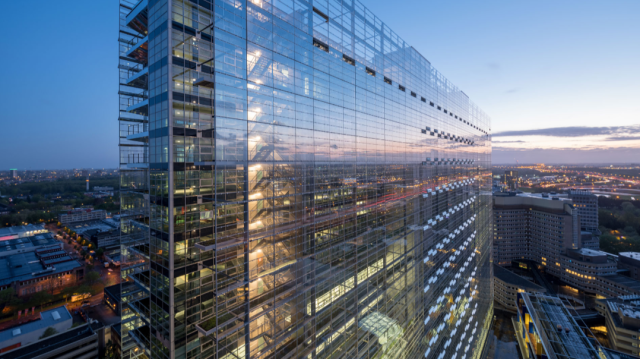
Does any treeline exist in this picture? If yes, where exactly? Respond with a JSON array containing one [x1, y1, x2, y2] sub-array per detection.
[[0, 176, 118, 196], [599, 199, 640, 254]]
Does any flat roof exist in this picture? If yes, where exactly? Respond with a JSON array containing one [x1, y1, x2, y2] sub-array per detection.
[[0, 324, 95, 359], [521, 293, 598, 358], [0, 251, 82, 287], [0, 233, 57, 255], [619, 252, 640, 260], [575, 248, 609, 257], [68, 220, 117, 236], [0, 224, 45, 238], [104, 284, 121, 302], [493, 264, 545, 292], [0, 306, 71, 344], [599, 274, 640, 292]]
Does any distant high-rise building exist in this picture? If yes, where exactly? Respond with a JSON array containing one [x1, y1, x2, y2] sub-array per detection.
[[568, 189, 599, 233], [81, 169, 89, 177], [117, 0, 493, 358], [9, 169, 17, 179], [503, 170, 518, 191]]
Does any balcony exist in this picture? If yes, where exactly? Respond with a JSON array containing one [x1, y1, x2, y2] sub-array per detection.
[[127, 99, 149, 116], [125, 36, 148, 64], [129, 270, 150, 292], [193, 74, 214, 88], [126, 131, 149, 142], [125, 67, 148, 89], [126, 0, 148, 35], [129, 297, 151, 323], [195, 312, 243, 338], [128, 325, 151, 357]]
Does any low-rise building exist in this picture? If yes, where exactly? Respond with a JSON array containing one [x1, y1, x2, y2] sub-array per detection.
[[493, 264, 545, 312], [87, 228, 120, 250], [0, 306, 72, 353], [0, 323, 100, 359], [596, 295, 640, 356], [618, 253, 640, 281], [58, 208, 106, 225], [0, 250, 84, 296], [0, 233, 60, 259], [0, 224, 47, 241], [514, 292, 599, 359]]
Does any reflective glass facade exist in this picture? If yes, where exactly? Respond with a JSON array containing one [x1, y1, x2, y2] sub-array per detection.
[[118, 0, 493, 358]]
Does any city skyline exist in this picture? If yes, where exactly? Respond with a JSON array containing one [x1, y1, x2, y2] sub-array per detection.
[[1, 0, 639, 169]]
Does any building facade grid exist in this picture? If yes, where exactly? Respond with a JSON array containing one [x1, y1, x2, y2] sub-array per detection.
[[118, 0, 492, 358]]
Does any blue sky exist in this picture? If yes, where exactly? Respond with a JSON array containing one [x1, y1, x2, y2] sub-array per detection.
[[0, 0, 638, 169]]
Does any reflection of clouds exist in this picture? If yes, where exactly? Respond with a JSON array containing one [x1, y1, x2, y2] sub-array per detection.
[[494, 125, 640, 138], [493, 146, 640, 163]]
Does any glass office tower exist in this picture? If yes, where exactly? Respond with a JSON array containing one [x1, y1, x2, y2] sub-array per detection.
[[118, 0, 492, 358]]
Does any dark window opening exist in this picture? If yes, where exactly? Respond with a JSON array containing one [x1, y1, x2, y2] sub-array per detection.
[[313, 38, 329, 52], [313, 7, 329, 21], [411, 91, 417, 97], [421, 129, 427, 134], [421, 97, 426, 102], [426, 127, 431, 131], [430, 101, 434, 107], [437, 106, 441, 110], [455, 115, 458, 119], [444, 109, 447, 114], [398, 85, 405, 92], [384, 77, 392, 85], [365, 67, 376, 77], [342, 54, 355, 66]]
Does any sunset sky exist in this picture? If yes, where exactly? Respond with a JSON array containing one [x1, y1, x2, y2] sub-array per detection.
[[0, 0, 638, 169]]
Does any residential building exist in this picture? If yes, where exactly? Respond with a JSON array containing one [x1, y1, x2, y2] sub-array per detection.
[[118, 0, 492, 358], [514, 292, 599, 359], [596, 295, 640, 357], [493, 264, 545, 313], [9, 169, 17, 179], [58, 208, 107, 225]]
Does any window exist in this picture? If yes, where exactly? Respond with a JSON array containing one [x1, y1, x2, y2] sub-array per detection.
[[313, 7, 329, 21], [444, 109, 447, 114], [365, 67, 376, 77], [384, 77, 392, 85], [342, 54, 355, 66], [411, 91, 417, 97], [437, 106, 441, 110], [398, 85, 405, 92], [313, 38, 329, 52], [421, 97, 426, 102]]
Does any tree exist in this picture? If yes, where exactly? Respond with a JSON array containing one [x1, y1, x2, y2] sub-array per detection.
[[27, 291, 53, 308], [39, 327, 58, 339], [0, 288, 20, 309], [104, 340, 120, 359], [85, 271, 101, 285]]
